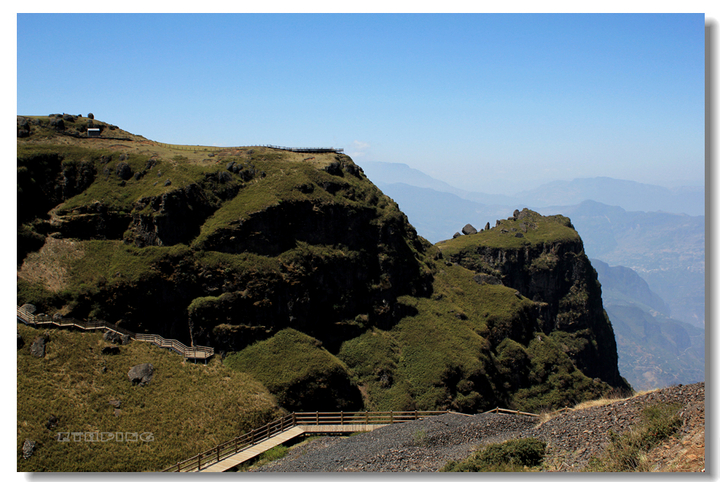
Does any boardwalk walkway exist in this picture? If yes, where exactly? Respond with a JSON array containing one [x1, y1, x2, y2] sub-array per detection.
[[165, 411, 449, 472], [16, 306, 213, 360]]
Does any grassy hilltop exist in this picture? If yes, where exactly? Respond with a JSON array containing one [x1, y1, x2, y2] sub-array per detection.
[[17, 115, 630, 471]]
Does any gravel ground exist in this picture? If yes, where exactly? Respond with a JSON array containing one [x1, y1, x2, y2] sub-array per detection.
[[253, 382, 704, 472]]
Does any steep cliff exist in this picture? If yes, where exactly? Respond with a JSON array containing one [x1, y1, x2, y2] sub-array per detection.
[[437, 209, 629, 391]]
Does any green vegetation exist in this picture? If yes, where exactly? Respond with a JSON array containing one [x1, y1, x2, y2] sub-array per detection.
[[586, 402, 682, 471], [18, 116, 631, 472], [442, 438, 547, 472], [16, 324, 282, 472], [437, 210, 580, 256], [224, 329, 362, 411]]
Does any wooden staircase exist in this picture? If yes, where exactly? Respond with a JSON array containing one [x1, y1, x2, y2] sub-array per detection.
[[16, 306, 214, 360]]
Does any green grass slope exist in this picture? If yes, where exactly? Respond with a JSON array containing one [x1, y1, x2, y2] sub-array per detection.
[[18, 116, 630, 470], [17, 324, 281, 472]]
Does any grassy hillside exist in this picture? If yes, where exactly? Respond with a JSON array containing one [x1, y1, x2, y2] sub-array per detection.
[[17, 324, 282, 471], [18, 115, 631, 470]]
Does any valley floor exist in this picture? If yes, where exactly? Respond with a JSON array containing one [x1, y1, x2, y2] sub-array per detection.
[[253, 382, 704, 472]]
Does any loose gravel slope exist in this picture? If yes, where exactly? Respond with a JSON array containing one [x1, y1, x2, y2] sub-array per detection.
[[254, 382, 704, 472]]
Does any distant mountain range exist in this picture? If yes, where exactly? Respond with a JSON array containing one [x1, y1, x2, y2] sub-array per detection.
[[361, 161, 704, 216], [592, 259, 704, 391], [360, 160, 705, 389]]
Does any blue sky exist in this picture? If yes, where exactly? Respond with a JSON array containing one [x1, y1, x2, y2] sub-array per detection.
[[16, 12, 706, 193]]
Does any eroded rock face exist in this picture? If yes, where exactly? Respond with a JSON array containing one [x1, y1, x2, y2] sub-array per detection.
[[445, 209, 628, 390]]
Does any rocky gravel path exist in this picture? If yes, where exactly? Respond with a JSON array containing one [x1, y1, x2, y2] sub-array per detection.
[[253, 382, 704, 472]]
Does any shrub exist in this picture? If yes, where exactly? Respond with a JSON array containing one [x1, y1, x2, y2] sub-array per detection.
[[586, 402, 682, 472], [442, 438, 546, 472]]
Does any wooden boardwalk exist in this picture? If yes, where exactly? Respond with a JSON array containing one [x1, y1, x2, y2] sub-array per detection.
[[16, 306, 214, 360], [164, 411, 448, 472]]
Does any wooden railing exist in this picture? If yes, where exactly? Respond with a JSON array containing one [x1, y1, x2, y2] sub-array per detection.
[[16, 306, 214, 360], [149, 142, 344, 154], [163, 410, 448, 472], [482, 407, 540, 417]]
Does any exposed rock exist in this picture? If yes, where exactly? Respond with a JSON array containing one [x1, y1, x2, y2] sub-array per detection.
[[472, 273, 502, 286], [103, 330, 123, 344], [323, 161, 343, 176], [50, 118, 65, 131], [485, 222, 490, 231], [30, 337, 47, 358], [22, 439, 35, 459], [115, 162, 133, 181], [108, 399, 121, 408], [128, 363, 154, 386], [17, 117, 30, 137], [217, 170, 233, 184], [461, 224, 477, 235], [453, 232, 461, 239]]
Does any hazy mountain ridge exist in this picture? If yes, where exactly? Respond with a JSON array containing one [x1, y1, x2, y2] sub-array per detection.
[[591, 259, 704, 391], [362, 162, 705, 389], [362, 161, 704, 217]]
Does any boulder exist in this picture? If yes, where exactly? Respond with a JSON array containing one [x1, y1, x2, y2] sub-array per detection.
[[103, 330, 123, 344], [22, 439, 35, 459], [115, 162, 133, 181], [50, 118, 65, 131], [30, 337, 47, 358], [87, 113, 94, 119], [485, 222, 491, 231], [217, 170, 233, 184], [128, 363, 154, 386], [452, 232, 461, 239], [461, 224, 477, 235], [108, 399, 121, 408]]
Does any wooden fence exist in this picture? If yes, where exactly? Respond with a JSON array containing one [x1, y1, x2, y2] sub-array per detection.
[[482, 407, 540, 417], [163, 410, 449, 472], [16, 306, 213, 360]]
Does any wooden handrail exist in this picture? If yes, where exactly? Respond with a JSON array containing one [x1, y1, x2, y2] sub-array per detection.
[[17, 306, 214, 359], [482, 407, 540, 417], [164, 410, 450, 472]]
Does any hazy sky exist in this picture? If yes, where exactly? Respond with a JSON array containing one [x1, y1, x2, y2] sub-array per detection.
[[16, 12, 705, 193]]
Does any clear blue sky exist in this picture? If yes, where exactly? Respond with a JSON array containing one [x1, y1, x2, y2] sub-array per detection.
[[16, 13, 705, 193]]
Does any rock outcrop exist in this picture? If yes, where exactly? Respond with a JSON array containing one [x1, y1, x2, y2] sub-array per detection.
[[439, 209, 629, 390], [128, 363, 154, 386]]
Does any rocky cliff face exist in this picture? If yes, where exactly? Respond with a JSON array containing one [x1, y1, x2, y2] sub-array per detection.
[[438, 209, 629, 390]]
